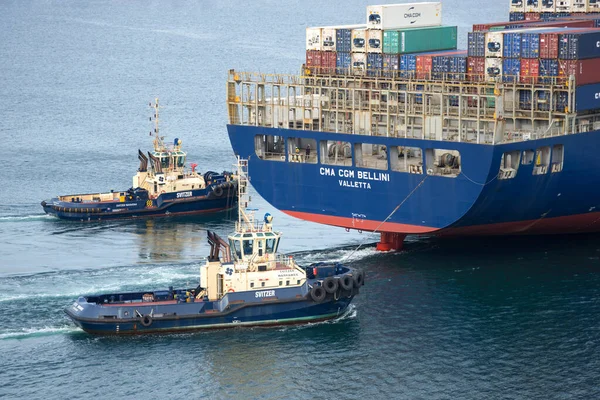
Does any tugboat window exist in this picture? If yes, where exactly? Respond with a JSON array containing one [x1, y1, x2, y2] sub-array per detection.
[[230, 239, 242, 260], [243, 240, 254, 256], [266, 238, 278, 254]]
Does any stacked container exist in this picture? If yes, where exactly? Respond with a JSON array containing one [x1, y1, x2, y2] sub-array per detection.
[[305, 24, 366, 74]]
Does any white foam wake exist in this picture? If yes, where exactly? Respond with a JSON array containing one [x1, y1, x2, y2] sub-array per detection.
[[0, 325, 80, 340]]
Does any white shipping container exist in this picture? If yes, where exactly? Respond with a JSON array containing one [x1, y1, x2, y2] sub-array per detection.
[[306, 27, 322, 51], [485, 58, 503, 82], [541, 0, 556, 11], [525, 0, 541, 12], [351, 53, 367, 75], [367, 29, 383, 53], [321, 28, 337, 51], [485, 31, 504, 58], [352, 28, 367, 53], [571, 0, 589, 12], [556, 0, 571, 12], [509, 0, 524, 12], [367, 2, 442, 30]]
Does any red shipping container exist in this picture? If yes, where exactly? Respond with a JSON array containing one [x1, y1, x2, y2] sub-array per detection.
[[536, 20, 596, 29], [539, 33, 559, 59], [467, 57, 485, 82], [320, 51, 337, 74], [559, 58, 600, 86], [525, 12, 541, 21], [306, 50, 322, 72], [520, 58, 540, 84], [416, 55, 433, 79]]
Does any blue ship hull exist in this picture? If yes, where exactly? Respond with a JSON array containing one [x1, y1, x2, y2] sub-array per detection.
[[42, 183, 237, 221], [227, 124, 600, 236]]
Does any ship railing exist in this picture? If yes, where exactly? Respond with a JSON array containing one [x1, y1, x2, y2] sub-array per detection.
[[228, 69, 587, 145]]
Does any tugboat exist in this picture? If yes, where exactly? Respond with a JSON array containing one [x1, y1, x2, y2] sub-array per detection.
[[41, 99, 237, 221], [64, 158, 363, 334]]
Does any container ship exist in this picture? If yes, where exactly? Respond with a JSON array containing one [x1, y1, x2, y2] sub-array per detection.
[[226, 1, 600, 250]]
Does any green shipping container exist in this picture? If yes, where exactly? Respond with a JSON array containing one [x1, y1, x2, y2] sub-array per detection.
[[383, 26, 458, 55]]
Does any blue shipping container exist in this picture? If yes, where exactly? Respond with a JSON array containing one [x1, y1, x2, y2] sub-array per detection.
[[559, 30, 600, 60], [468, 32, 485, 57], [367, 53, 383, 76], [519, 90, 532, 110], [503, 58, 521, 83], [575, 83, 600, 112], [383, 54, 400, 77], [503, 33, 522, 58], [509, 12, 525, 22], [400, 54, 417, 78], [520, 32, 540, 58], [539, 59, 558, 84], [336, 52, 351, 75], [336, 29, 352, 53]]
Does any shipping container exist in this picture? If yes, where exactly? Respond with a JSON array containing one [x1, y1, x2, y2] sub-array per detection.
[[542, 1, 556, 12], [400, 53, 418, 78], [526, 0, 541, 13], [520, 58, 540, 83], [485, 58, 503, 82], [520, 32, 541, 57], [320, 51, 337, 74], [559, 58, 600, 84], [575, 82, 600, 111], [525, 12, 542, 20], [383, 26, 457, 54], [504, 32, 522, 57], [510, 0, 525, 13], [306, 50, 322, 71], [502, 58, 521, 82], [485, 31, 504, 57], [351, 53, 367, 75], [306, 28, 322, 51], [336, 52, 352, 74], [367, 29, 383, 53], [367, 2, 442, 30], [336, 29, 352, 53], [321, 28, 337, 52], [468, 32, 486, 57], [559, 29, 600, 59], [556, 0, 573, 13], [367, 53, 383, 76], [510, 12, 526, 21], [351, 28, 367, 53], [383, 54, 400, 77], [467, 56, 486, 81], [539, 58, 559, 83], [540, 31, 560, 58], [571, 0, 588, 13]]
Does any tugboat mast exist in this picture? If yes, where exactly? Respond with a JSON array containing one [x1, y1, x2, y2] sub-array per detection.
[[150, 98, 164, 152]]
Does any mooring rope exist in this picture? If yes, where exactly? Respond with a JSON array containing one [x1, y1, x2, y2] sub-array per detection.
[[343, 175, 429, 262]]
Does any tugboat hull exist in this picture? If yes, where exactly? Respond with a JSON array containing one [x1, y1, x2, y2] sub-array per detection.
[[65, 285, 357, 335], [42, 182, 237, 221]]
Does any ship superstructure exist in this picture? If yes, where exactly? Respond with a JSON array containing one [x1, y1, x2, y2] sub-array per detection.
[[226, 2, 600, 250]]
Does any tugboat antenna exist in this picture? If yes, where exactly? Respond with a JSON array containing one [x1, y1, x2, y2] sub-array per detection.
[[151, 98, 163, 151]]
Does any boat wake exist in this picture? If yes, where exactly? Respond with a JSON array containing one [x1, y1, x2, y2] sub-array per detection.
[[295, 246, 380, 265], [0, 214, 52, 223], [0, 325, 80, 341]]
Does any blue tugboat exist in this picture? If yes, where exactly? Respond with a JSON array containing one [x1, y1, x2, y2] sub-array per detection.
[[41, 99, 237, 221], [64, 158, 363, 334]]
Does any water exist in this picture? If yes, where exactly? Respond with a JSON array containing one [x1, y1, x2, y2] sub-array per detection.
[[1, 1, 599, 398]]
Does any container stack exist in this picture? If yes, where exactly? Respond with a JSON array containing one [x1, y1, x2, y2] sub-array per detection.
[[509, 0, 600, 22], [305, 2, 461, 77]]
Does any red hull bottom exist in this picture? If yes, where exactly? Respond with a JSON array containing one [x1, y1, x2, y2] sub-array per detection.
[[285, 210, 600, 237]]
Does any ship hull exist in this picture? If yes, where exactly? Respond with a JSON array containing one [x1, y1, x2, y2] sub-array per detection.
[[228, 124, 600, 236]]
